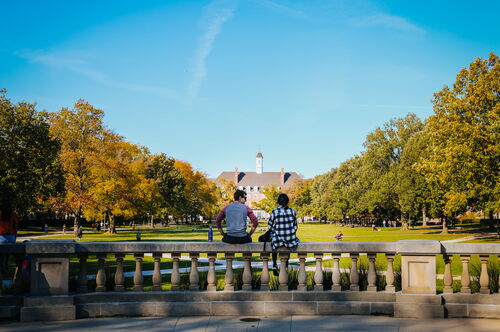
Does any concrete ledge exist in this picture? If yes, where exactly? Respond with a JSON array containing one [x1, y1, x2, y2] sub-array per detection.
[[0, 306, 20, 320], [445, 303, 468, 318], [156, 302, 212, 316], [394, 303, 444, 318], [265, 301, 317, 315], [24, 295, 74, 306], [396, 293, 442, 304], [468, 304, 500, 319], [293, 291, 395, 302], [317, 301, 370, 315], [442, 293, 500, 305], [212, 301, 265, 316], [20, 305, 76, 322]]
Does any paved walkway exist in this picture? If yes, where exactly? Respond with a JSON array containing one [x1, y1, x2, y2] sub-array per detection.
[[1, 316, 499, 332]]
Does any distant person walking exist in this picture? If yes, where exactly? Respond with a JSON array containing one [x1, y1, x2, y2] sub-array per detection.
[[77, 226, 83, 239], [62, 223, 67, 234], [216, 190, 258, 244], [269, 194, 300, 276]]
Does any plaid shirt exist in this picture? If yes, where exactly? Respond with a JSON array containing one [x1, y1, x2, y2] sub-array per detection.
[[268, 206, 300, 250]]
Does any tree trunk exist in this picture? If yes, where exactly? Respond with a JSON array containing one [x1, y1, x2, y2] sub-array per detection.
[[441, 217, 449, 234], [422, 206, 427, 227], [150, 214, 154, 228], [73, 208, 81, 236], [108, 214, 116, 234]]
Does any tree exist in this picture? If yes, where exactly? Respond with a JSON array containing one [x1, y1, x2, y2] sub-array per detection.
[[253, 185, 281, 213], [146, 153, 185, 223], [49, 100, 107, 234], [288, 178, 313, 219], [0, 90, 64, 214], [420, 53, 499, 228]]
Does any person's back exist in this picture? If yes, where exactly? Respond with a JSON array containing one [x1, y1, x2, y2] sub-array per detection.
[[224, 202, 251, 237], [0, 201, 18, 244], [216, 190, 257, 244]]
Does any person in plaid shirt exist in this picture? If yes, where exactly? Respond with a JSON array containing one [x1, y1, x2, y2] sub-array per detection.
[[268, 193, 300, 275]]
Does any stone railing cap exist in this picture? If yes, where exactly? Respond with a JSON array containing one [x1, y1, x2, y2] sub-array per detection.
[[26, 240, 76, 254], [396, 240, 441, 254]]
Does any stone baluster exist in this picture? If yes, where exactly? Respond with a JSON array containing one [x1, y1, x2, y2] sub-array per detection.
[[77, 254, 88, 293], [260, 253, 270, 291], [152, 253, 162, 291], [443, 255, 453, 294], [189, 253, 200, 291], [297, 253, 307, 291], [479, 256, 490, 294], [332, 255, 341, 291], [12, 254, 24, 294], [349, 254, 359, 291], [96, 254, 107, 292], [385, 255, 395, 292], [224, 253, 235, 291], [314, 253, 324, 291], [279, 252, 289, 291], [460, 255, 471, 293], [367, 254, 377, 292], [207, 254, 217, 291], [171, 253, 181, 291], [242, 252, 253, 290], [133, 253, 144, 291], [114, 254, 125, 292]]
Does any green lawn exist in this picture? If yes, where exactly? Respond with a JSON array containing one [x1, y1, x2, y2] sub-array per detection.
[[20, 221, 498, 243]]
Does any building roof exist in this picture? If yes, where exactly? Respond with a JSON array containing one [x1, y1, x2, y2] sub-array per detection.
[[256, 152, 263, 158], [216, 171, 301, 187]]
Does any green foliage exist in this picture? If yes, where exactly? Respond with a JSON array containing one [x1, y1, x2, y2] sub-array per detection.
[[0, 90, 64, 214], [252, 185, 281, 213]]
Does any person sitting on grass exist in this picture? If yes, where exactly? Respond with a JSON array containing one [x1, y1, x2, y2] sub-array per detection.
[[269, 194, 300, 276], [216, 190, 257, 244], [335, 231, 343, 241]]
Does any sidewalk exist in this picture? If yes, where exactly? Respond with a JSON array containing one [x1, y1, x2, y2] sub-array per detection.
[[1, 315, 499, 332]]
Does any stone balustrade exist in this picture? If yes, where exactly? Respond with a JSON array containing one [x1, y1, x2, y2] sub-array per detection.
[[1, 240, 499, 321]]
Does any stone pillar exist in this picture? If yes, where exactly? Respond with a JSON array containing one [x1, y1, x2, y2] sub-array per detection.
[[460, 255, 471, 294], [96, 254, 107, 292], [133, 253, 144, 292], [114, 254, 125, 292], [278, 252, 289, 291], [297, 253, 307, 291], [401, 255, 437, 294], [242, 252, 252, 290], [443, 255, 453, 294], [349, 254, 359, 291], [479, 256, 490, 294], [171, 253, 180, 291], [332, 256, 341, 291], [385, 255, 395, 292], [189, 253, 200, 291], [152, 252, 162, 291], [75, 254, 88, 293], [224, 253, 235, 291], [260, 253, 270, 291], [367, 254, 377, 292], [314, 253, 324, 291], [207, 254, 217, 292]]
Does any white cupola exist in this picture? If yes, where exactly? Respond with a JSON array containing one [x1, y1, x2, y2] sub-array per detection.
[[256, 152, 263, 174]]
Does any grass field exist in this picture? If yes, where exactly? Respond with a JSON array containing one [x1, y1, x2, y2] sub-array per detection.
[[19, 221, 498, 243]]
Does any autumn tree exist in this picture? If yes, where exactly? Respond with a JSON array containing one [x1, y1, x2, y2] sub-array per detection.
[[49, 100, 107, 234], [0, 90, 64, 214]]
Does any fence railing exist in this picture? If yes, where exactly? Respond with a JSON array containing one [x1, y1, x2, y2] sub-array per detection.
[[1, 240, 499, 296]]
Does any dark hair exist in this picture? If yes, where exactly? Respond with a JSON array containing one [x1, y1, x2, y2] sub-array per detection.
[[233, 189, 247, 201], [277, 193, 289, 207]]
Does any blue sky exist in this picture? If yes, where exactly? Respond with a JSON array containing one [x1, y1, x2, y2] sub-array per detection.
[[1, 0, 498, 178]]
